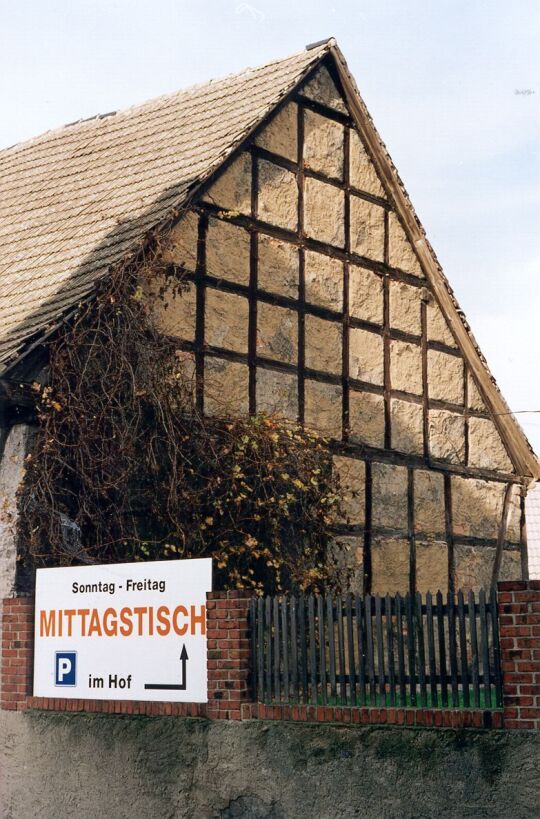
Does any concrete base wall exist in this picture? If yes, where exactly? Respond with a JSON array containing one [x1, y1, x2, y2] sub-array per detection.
[[1, 712, 539, 818]]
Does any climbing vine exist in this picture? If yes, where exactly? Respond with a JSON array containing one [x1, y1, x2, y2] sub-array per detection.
[[18, 239, 346, 594]]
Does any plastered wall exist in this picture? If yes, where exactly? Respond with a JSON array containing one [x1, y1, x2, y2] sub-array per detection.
[[146, 62, 525, 595], [2, 712, 539, 819]]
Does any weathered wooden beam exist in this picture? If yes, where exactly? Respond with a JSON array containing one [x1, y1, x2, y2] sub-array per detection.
[[490, 483, 514, 587], [248, 153, 259, 414], [342, 124, 351, 443], [297, 103, 306, 425]]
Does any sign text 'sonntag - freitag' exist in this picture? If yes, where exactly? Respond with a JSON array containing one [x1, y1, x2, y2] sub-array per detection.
[[33, 558, 212, 702]]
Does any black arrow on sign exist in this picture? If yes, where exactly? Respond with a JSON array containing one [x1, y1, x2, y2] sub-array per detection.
[[144, 645, 188, 690]]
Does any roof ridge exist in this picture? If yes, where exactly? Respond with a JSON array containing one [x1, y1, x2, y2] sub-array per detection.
[[0, 41, 331, 158]]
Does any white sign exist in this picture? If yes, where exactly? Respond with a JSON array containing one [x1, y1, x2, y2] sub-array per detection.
[[33, 558, 212, 702]]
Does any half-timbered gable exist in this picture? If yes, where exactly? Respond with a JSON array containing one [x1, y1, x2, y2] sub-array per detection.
[[0, 39, 537, 598], [148, 58, 534, 594]]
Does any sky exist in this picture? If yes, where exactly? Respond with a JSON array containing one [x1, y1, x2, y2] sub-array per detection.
[[1, 0, 539, 450]]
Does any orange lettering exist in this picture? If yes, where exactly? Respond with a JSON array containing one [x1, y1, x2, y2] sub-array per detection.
[[65, 609, 76, 637], [190, 604, 206, 635], [156, 606, 170, 636], [103, 608, 117, 637], [119, 607, 133, 636], [133, 606, 147, 636], [77, 609, 90, 636], [40, 609, 55, 637], [87, 609, 103, 637], [172, 605, 188, 636]]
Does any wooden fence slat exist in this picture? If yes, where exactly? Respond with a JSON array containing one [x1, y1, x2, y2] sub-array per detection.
[[447, 592, 459, 707], [415, 592, 427, 707], [250, 598, 257, 699], [436, 591, 448, 707], [346, 594, 356, 706], [478, 588, 492, 709], [468, 590, 481, 707], [273, 596, 281, 702], [355, 594, 366, 706], [406, 593, 416, 706], [308, 595, 317, 705], [490, 586, 503, 708], [457, 590, 469, 708], [299, 595, 308, 704], [290, 596, 299, 702], [337, 597, 347, 705], [385, 594, 396, 707], [265, 596, 273, 701], [365, 595, 377, 705], [395, 594, 406, 706], [327, 594, 337, 702], [426, 592, 437, 707], [317, 594, 327, 705], [281, 597, 289, 702], [317, 595, 327, 705], [257, 596, 265, 702], [375, 594, 386, 705]]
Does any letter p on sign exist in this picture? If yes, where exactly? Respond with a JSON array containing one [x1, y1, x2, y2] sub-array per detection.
[[55, 651, 77, 686]]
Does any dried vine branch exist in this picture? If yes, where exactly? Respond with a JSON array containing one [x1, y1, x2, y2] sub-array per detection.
[[19, 241, 345, 594]]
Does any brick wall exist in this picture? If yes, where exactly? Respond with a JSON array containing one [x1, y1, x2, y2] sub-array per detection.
[[1, 596, 33, 711], [2, 583, 540, 729], [1, 591, 253, 718], [206, 591, 252, 719], [240, 702, 502, 729], [498, 579, 540, 729]]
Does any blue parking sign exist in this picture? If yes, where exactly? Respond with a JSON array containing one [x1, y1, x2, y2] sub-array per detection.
[[55, 651, 77, 686]]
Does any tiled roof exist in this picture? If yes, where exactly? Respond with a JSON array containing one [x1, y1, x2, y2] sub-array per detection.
[[0, 41, 330, 370], [526, 483, 540, 578]]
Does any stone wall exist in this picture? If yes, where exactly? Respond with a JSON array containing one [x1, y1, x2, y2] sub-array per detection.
[[144, 61, 525, 595], [0, 424, 33, 602], [0, 425, 33, 715], [1, 711, 539, 818]]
